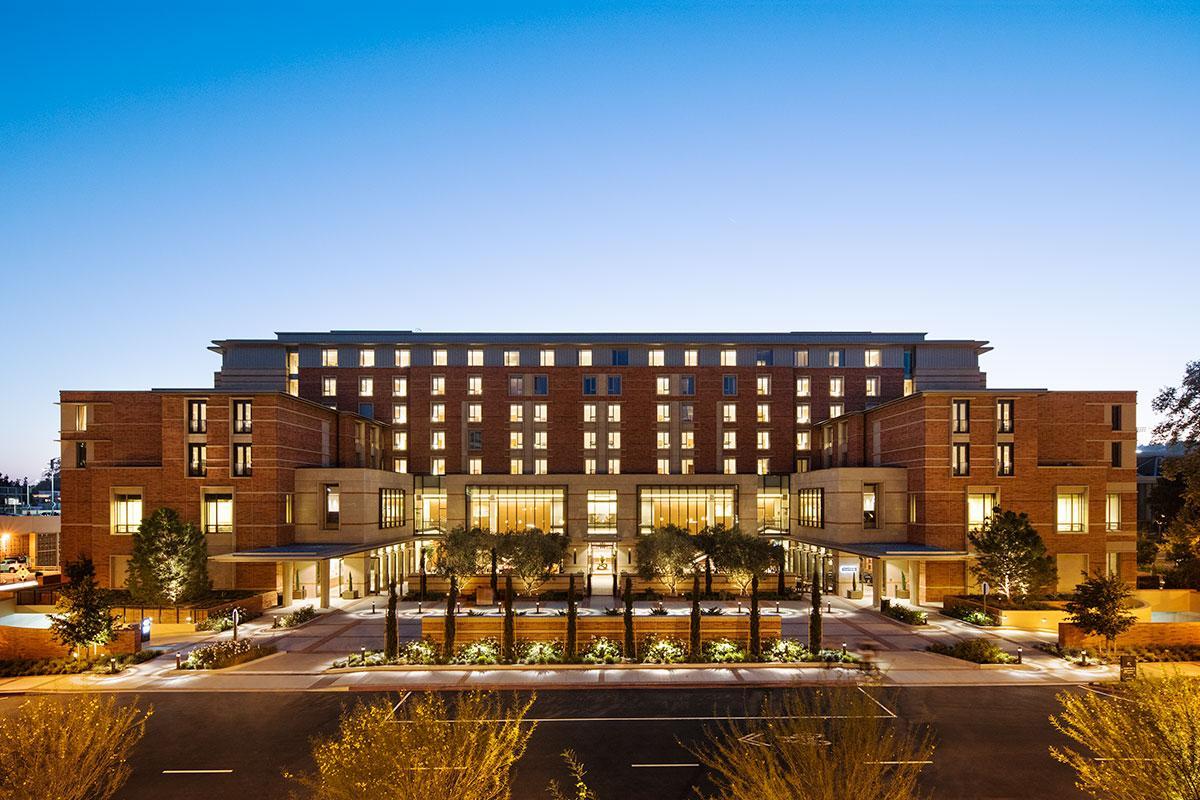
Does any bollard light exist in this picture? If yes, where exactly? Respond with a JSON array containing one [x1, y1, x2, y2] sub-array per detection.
[[826, 601, 832, 614], [775, 601, 781, 614], [1017, 647, 1023, 664], [110, 658, 117, 674], [360, 646, 366, 665], [456, 601, 462, 615], [1081, 649, 1088, 666], [417, 600, 423, 614], [842, 642, 847, 656], [371, 602, 376, 615], [175, 652, 182, 670]]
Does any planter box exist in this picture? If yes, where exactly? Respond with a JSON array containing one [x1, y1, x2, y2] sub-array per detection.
[[846, 590, 864, 600], [421, 614, 782, 650]]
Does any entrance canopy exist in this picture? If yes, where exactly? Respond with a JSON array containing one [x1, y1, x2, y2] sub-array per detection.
[[210, 541, 402, 563], [793, 538, 969, 561]]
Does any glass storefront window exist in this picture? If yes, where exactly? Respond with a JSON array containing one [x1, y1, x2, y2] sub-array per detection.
[[638, 486, 736, 534], [416, 492, 447, 533], [588, 491, 618, 534], [756, 491, 788, 533], [468, 486, 566, 533]]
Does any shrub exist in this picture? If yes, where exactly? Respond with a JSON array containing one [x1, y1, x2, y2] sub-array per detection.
[[398, 638, 440, 665], [881, 602, 927, 625], [704, 638, 746, 663], [272, 605, 317, 629], [943, 605, 997, 626], [579, 636, 623, 664], [641, 635, 687, 664], [515, 639, 564, 664], [602, 607, 621, 616], [702, 606, 726, 616], [0, 650, 160, 678], [196, 606, 260, 632], [648, 606, 670, 616], [929, 638, 1016, 664], [762, 638, 811, 663], [454, 637, 502, 665], [181, 640, 275, 670]]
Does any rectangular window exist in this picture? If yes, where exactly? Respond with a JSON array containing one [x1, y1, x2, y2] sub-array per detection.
[[584, 431, 597, 449], [284, 493, 293, 524], [864, 349, 882, 368], [469, 457, 482, 475], [608, 431, 621, 449], [796, 430, 810, 450], [233, 400, 252, 433], [322, 348, 338, 367], [584, 458, 597, 474], [797, 488, 824, 527], [723, 431, 737, 450], [952, 443, 970, 476], [468, 430, 483, 451], [827, 349, 843, 367], [359, 377, 374, 397], [432, 349, 448, 366], [1057, 490, 1087, 532], [638, 486, 736, 534], [755, 349, 774, 367], [967, 492, 997, 531], [648, 349, 665, 367], [862, 483, 879, 528], [508, 376, 525, 396], [430, 403, 445, 423], [1107, 552, 1120, 578], [393, 431, 408, 450], [723, 403, 737, 423], [680, 403, 694, 422], [393, 377, 407, 397], [680, 431, 694, 449], [188, 399, 207, 433], [656, 376, 670, 395], [583, 376, 598, 395], [393, 404, 408, 424], [756, 431, 770, 450], [533, 375, 548, 396], [796, 377, 810, 397], [996, 399, 1014, 433], [656, 403, 671, 423], [657, 458, 671, 475], [796, 403, 810, 424], [607, 403, 621, 423], [865, 377, 880, 398], [468, 348, 484, 366], [607, 376, 622, 395], [534, 431, 548, 450], [430, 458, 445, 476], [829, 403, 844, 418], [796, 456, 810, 473], [540, 349, 555, 367], [287, 378, 298, 397], [829, 377, 844, 398], [112, 493, 143, 534], [233, 443, 252, 477], [723, 457, 737, 475], [684, 349, 698, 367], [510, 404, 524, 422], [757, 375, 771, 396], [187, 443, 207, 477], [203, 493, 234, 534], [379, 488, 405, 528], [587, 490, 618, 531], [656, 431, 671, 449], [583, 404, 597, 423], [1111, 442, 1123, 468], [430, 375, 445, 396], [723, 375, 737, 396], [756, 403, 770, 423], [757, 457, 769, 475], [680, 375, 695, 396], [286, 351, 299, 375], [794, 349, 809, 367], [430, 431, 445, 450], [996, 442, 1014, 476], [467, 403, 482, 423], [721, 349, 737, 367], [396, 348, 411, 368], [681, 457, 695, 474], [359, 348, 375, 367], [606, 458, 621, 475], [952, 399, 970, 433], [534, 458, 547, 475], [578, 348, 592, 367], [322, 484, 339, 528], [468, 376, 482, 395], [504, 350, 520, 367], [533, 403, 547, 423], [908, 493, 918, 524], [1106, 492, 1121, 531], [611, 349, 629, 366], [394, 458, 408, 473], [1111, 404, 1122, 431], [510, 431, 524, 449]]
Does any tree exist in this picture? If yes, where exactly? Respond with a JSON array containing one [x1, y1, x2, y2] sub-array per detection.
[[566, 574, 578, 662], [50, 557, 119, 656], [691, 689, 934, 800], [623, 576, 634, 658], [749, 575, 760, 660], [384, 578, 398, 660], [125, 507, 210, 605], [635, 525, 697, 596], [1153, 361, 1200, 576], [0, 695, 152, 800], [1065, 572, 1137, 656], [498, 529, 568, 597], [437, 526, 493, 579], [714, 529, 782, 596], [967, 508, 1056, 601], [696, 525, 731, 596], [809, 573, 822, 652], [690, 572, 701, 661], [1051, 674, 1200, 799], [444, 576, 458, 662], [503, 574, 515, 663], [287, 692, 535, 799]]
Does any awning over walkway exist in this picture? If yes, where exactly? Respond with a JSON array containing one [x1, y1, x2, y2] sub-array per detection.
[[209, 541, 404, 563], [792, 538, 969, 561]]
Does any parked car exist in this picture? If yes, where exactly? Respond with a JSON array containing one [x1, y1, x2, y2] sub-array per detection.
[[0, 556, 29, 573]]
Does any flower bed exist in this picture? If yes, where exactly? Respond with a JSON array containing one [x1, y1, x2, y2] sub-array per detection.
[[761, 638, 858, 664], [272, 605, 317, 629], [196, 606, 261, 632], [1038, 642, 1200, 665], [579, 636, 622, 664], [928, 638, 1016, 664], [515, 640, 564, 664], [942, 604, 999, 626], [454, 637, 502, 665], [881, 600, 927, 626], [180, 640, 276, 670], [641, 635, 687, 664], [703, 638, 746, 663]]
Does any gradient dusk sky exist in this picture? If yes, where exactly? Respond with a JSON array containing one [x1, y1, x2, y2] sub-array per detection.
[[1, 2, 1197, 479]]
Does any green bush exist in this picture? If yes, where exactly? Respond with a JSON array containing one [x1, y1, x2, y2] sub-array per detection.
[[515, 640, 564, 664], [181, 640, 275, 670], [881, 601, 928, 625], [943, 605, 998, 626], [454, 638, 502, 665], [703, 638, 746, 663], [579, 636, 623, 664], [701, 606, 726, 616], [272, 605, 317, 629], [929, 638, 1016, 664], [762, 638, 811, 663], [0, 650, 160, 678], [602, 607, 621, 616], [641, 635, 687, 664], [196, 606, 261, 632], [648, 606, 670, 616]]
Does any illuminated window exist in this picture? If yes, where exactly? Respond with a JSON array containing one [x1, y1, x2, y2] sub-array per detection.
[[657, 404, 671, 423], [588, 490, 617, 532], [757, 431, 770, 450], [510, 458, 524, 475], [608, 431, 621, 449], [468, 486, 567, 532], [287, 378, 298, 396], [796, 457, 810, 473], [680, 431, 694, 449], [584, 458, 597, 474], [509, 404, 523, 423], [794, 349, 809, 367], [379, 488, 405, 528], [416, 490, 446, 531], [865, 349, 882, 368], [649, 349, 665, 367], [656, 376, 670, 395], [723, 431, 737, 450], [233, 399, 252, 433], [796, 376, 810, 396], [757, 458, 769, 475], [952, 400, 970, 433], [757, 487, 788, 531], [797, 489, 823, 527], [757, 376, 771, 396], [829, 376, 844, 398], [430, 403, 445, 423], [904, 379, 915, 396], [684, 349, 698, 366], [286, 350, 299, 375], [468, 376, 482, 395], [607, 458, 621, 474], [996, 443, 1014, 476], [584, 432, 597, 449], [431, 376, 445, 396], [322, 348, 338, 367], [952, 443, 970, 476], [540, 349, 555, 367], [723, 457, 737, 474], [723, 403, 737, 423], [393, 431, 408, 450], [757, 403, 770, 423], [204, 492, 235, 534], [467, 404, 482, 423], [534, 431, 547, 450], [396, 348, 410, 368], [534, 458, 547, 474], [533, 404, 548, 423], [583, 404, 597, 422], [656, 431, 671, 449], [1106, 493, 1121, 531], [721, 349, 737, 366], [358, 377, 373, 397], [432, 349, 447, 366], [908, 494, 917, 523], [829, 403, 844, 419], [510, 431, 524, 449], [607, 404, 621, 423], [997, 399, 1014, 433], [394, 458, 408, 473], [796, 404, 810, 424], [430, 431, 445, 450], [508, 376, 525, 396], [112, 492, 143, 534], [459, 349, 479, 368], [638, 486, 736, 534], [681, 458, 694, 474], [657, 458, 671, 475], [359, 348, 374, 367], [504, 350, 520, 367], [796, 430, 810, 450], [393, 377, 407, 397], [1059, 491, 1088, 533], [430, 458, 445, 476], [967, 492, 997, 531], [862, 483, 879, 528], [827, 349, 843, 367], [866, 377, 880, 397], [1107, 552, 1120, 577], [393, 404, 407, 424], [578, 348, 592, 367], [323, 378, 337, 397]]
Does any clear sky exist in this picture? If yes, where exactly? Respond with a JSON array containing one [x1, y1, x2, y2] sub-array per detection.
[[1, 1, 1197, 479]]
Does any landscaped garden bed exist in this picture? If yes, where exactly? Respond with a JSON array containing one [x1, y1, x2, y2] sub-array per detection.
[[881, 599, 928, 625], [942, 604, 1000, 626], [179, 640, 276, 670], [272, 605, 318, 629], [0, 649, 161, 678], [1037, 642, 1200, 665], [928, 638, 1018, 665]]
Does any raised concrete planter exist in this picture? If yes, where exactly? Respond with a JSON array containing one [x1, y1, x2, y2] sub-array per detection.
[[327, 660, 868, 674]]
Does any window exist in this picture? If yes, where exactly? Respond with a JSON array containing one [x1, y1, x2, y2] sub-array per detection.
[[380, 489, 405, 528], [796, 430, 810, 450], [797, 488, 824, 527], [430, 431, 445, 450], [723, 403, 737, 423], [583, 376, 598, 395], [533, 457, 548, 475], [284, 493, 293, 524], [680, 403, 694, 422], [113, 493, 142, 534], [322, 348, 338, 367], [583, 404, 597, 422], [585, 458, 597, 474], [796, 377, 810, 397], [829, 377, 844, 398], [468, 348, 484, 366], [393, 404, 408, 424], [394, 458, 408, 473], [796, 456, 810, 473], [584, 431, 597, 449], [656, 431, 671, 449], [204, 493, 234, 534], [430, 458, 445, 476], [359, 377, 374, 397], [952, 399, 970, 433], [723, 457, 737, 474], [608, 431, 621, 449], [721, 349, 737, 366], [578, 348, 592, 367], [908, 493, 918, 524], [393, 431, 408, 450], [829, 402, 844, 418], [1111, 442, 1123, 468], [680, 431, 694, 449], [996, 442, 1014, 476], [1057, 490, 1087, 532], [187, 444, 207, 477], [607, 375, 622, 395], [755, 349, 774, 367], [469, 458, 482, 474], [468, 376, 482, 395], [656, 376, 670, 395], [233, 443, 252, 476], [533, 375, 548, 396], [1107, 552, 1120, 578], [468, 430, 483, 451], [428, 403, 444, 423], [508, 376, 525, 396], [996, 399, 1014, 433], [611, 349, 629, 366], [534, 431, 547, 450], [286, 350, 299, 375], [396, 348, 411, 368], [757, 403, 770, 423], [393, 377, 407, 397], [540, 349, 555, 367], [607, 404, 621, 423], [865, 348, 882, 368], [756, 431, 770, 450], [680, 375, 695, 396], [684, 349, 698, 366], [607, 458, 621, 475], [533, 403, 547, 423], [952, 443, 970, 476], [656, 404, 671, 423], [723, 375, 737, 396], [432, 349, 447, 366], [796, 404, 810, 424], [862, 483, 879, 528], [232, 400, 253, 433], [430, 376, 445, 396], [1111, 404, 1123, 431], [588, 490, 618, 531], [827, 349, 843, 367], [794, 349, 809, 367], [723, 431, 737, 450], [757, 457, 770, 475], [757, 375, 771, 396], [657, 458, 671, 475], [648, 349, 665, 366], [359, 348, 375, 367], [287, 378, 298, 397], [510, 431, 524, 449], [188, 399, 207, 433], [1106, 493, 1121, 531], [865, 377, 879, 397], [510, 404, 524, 422], [638, 486, 736, 534], [504, 350, 520, 367], [967, 492, 997, 531], [468, 403, 482, 423], [681, 457, 695, 474]]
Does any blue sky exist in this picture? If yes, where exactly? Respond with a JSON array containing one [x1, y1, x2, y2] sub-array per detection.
[[1, 1, 1197, 478]]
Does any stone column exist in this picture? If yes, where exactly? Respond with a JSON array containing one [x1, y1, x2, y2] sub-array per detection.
[[318, 559, 331, 609], [907, 560, 923, 607], [282, 562, 295, 607], [875, 558, 886, 609]]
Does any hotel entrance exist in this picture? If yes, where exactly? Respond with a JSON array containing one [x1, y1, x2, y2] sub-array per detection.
[[588, 543, 618, 596]]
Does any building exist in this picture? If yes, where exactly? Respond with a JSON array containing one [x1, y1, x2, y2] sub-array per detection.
[[58, 331, 1136, 607]]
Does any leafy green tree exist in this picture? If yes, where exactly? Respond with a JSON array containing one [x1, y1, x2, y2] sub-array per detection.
[[436, 526, 493, 579], [696, 524, 732, 596], [809, 573, 822, 652], [50, 557, 119, 656], [126, 507, 210, 605], [498, 528, 568, 596], [1153, 361, 1200, 579], [1065, 572, 1137, 655], [713, 529, 782, 596], [635, 525, 697, 596], [967, 508, 1056, 600]]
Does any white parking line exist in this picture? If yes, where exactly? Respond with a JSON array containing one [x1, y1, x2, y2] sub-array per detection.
[[631, 763, 700, 768], [162, 769, 233, 774], [857, 686, 898, 718]]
